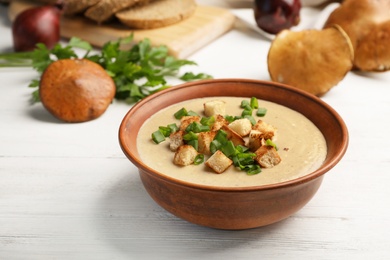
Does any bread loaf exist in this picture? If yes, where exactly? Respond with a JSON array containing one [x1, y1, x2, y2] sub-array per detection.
[[115, 0, 196, 29]]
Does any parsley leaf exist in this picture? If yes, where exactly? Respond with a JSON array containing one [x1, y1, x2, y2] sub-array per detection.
[[180, 72, 213, 81]]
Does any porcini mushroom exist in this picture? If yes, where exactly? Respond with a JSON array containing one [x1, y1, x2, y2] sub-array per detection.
[[267, 25, 354, 96], [324, 0, 390, 72], [39, 59, 116, 123]]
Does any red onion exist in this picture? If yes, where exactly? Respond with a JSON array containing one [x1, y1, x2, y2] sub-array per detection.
[[12, 5, 61, 52], [254, 0, 301, 34]]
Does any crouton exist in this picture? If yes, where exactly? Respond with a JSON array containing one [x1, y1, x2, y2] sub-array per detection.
[[198, 131, 216, 155], [180, 116, 201, 131], [221, 125, 245, 146], [210, 114, 228, 131], [169, 130, 184, 151], [254, 145, 281, 168], [205, 150, 233, 174], [228, 118, 252, 137], [204, 100, 226, 117], [252, 120, 276, 140], [173, 145, 199, 166], [248, 130, 263, 152]]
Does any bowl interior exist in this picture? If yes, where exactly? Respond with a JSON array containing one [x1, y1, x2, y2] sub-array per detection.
[[119, 79, 348, 190]]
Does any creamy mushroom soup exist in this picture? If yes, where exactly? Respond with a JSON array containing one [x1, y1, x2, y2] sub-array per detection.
[[137, 97, 327, 187]]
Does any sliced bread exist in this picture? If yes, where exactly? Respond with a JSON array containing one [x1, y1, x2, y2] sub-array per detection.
[[84, 0, 152, 23], [62, 0, 101, 15], [115, 0, 197, 29], [30, 0, 100, 15]]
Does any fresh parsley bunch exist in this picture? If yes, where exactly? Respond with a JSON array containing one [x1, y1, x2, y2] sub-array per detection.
[[0, 35, 212, 103]]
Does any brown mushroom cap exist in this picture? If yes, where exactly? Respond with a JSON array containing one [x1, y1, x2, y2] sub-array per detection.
[[324, 0, 390, 71], [39, 59, 116, 123], [267, 25, 354, 96]]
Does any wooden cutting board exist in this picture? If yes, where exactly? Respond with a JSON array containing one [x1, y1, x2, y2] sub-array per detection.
[[8, 0, 236, 58]]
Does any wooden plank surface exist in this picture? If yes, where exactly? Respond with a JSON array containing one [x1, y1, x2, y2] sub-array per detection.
[[8, 0, 236, 58]]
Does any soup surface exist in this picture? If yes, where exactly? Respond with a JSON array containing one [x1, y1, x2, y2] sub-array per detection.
[[137, 97, 327, 187]]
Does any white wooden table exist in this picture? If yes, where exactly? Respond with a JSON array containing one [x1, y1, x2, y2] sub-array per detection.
[[1, 2, 390, 259]]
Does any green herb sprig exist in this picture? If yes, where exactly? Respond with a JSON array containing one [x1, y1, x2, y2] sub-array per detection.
[[0, 35, 213, 103]]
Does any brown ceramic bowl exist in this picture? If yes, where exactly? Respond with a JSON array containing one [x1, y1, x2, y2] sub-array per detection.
[[119, 79, 348, 230]]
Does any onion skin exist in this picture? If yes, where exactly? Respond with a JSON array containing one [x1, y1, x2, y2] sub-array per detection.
[[12, 5, 61, 52]]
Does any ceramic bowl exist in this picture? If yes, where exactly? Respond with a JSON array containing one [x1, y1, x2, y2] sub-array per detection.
[[119, 79, 348, 230]]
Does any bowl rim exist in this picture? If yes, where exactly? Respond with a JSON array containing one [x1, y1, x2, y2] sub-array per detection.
[[119, 78, 349, 192]]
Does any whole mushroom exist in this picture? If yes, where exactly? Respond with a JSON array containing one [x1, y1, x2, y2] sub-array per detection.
[[267, 25, 354, 96], [39, 59, 116, 123], [324, 0, 390, 72]]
